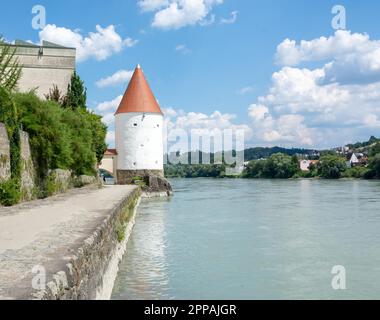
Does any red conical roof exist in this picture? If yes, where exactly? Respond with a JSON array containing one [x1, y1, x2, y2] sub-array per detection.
[[115, 65, 163, 115]]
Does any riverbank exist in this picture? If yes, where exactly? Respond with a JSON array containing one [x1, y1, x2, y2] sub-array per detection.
[[0, 184, 140, 300]]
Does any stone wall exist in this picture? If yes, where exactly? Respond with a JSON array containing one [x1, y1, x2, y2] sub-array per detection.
[[20, 130, 36, 200], [36, 187, 141, 300], [117, 169, 164, 184], [48, 170, 99, 195], [48, 169, 72, 194], [0, 123, 11, 182], [1, 122, 98, 202]]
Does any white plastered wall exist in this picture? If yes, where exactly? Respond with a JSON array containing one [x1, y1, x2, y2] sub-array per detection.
[[115, 112, 163, 170]]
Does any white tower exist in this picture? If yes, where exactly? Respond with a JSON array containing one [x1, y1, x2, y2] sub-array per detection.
[[115, 64, 164, 184]]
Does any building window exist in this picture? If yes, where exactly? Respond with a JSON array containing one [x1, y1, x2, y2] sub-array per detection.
[[157, 124, 160, 128], [133, 123, 137, 127]]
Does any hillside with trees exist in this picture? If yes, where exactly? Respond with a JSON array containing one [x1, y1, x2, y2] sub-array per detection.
[[165, 135, 380, 180]]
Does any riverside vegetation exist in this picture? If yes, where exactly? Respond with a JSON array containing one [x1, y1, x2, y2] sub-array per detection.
[[0, 39, 107, 206], [164, 138, 380, 180]]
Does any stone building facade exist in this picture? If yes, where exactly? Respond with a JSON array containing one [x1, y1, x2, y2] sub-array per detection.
[[12, 40, 76, 98]]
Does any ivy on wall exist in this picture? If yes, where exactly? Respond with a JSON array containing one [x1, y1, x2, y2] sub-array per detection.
[[0, 87, 21, 205]]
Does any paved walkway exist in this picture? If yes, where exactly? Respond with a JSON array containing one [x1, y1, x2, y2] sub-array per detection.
[[0, 185, 137, 299]]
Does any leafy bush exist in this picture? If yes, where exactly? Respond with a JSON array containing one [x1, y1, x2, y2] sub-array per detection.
[[14, 92, 106, 179], [0, 87, 22, 204], [243, 153, 299, 179], [0, 179, 21, 206], [317, 155, 347, 179], [164, 164, 226, 178], [341, 166, 370, 179], [369, 154, 380, 178]]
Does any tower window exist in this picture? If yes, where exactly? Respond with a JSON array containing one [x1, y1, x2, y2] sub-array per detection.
[[133, 123, 137, 127]]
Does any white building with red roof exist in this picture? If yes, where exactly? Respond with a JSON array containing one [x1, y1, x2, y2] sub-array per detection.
[[101, 65, 164, 184]]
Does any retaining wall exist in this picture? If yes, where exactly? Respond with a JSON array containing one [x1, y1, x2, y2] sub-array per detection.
[[36, 187, 141, 300]]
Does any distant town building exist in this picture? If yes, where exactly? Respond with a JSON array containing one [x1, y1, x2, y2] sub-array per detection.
[[300, 160, 319, 171], [347, 152, 368, 168], [12, 40, 76, 98], [334, 146, 350, 155], [99, 149, 118, 178]]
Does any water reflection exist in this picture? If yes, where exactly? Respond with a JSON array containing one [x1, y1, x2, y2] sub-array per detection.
[[112, 198, 172, 299]]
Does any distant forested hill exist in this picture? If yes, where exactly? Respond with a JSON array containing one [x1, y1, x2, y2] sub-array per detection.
[[346, 136, 380, 150], [165, 146, 319, 164], [243, 146, 318, 161]]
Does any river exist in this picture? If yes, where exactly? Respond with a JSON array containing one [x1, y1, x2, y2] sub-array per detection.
[[111, 178, 380, 299]]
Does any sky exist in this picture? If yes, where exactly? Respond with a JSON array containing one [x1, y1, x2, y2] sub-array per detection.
[[1, 0, 380, 149]]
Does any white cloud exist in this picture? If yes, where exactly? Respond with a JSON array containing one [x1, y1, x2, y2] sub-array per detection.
[[246, 31, 380, 147], [220, 11, 238, 24], [95, 95, 123, 129], [106, 131, 115, 146], [175, 44, 191, 54], [138, 0, 169, 12], [248, 105, 314, 146], [140, 0, 223, 30], [248, 104, 269, 121], [259, 67, 350, 114], [237, 86, 254, 95], [275, 30, 380, 84], [102, 113, 115, 126], [162, 107, 179, 118], [39, 24, 138, 62], [96, 70, 134, 88], [96, 95, 123, 113]]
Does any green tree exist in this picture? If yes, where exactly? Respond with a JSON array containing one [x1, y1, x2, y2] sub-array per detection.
[[0, 38, 22, 91], [243, 160, 266, 178], [65, 71, 87, 110], [61, 109, 96, 176], [15, 92, 73, 180], [369, 142, 380, 157], [262, 153, 299, 178], [243, 153, 299, 179], [0, 87, 22, 205], [318, 154, 347, 179], [369, 154, 380, 178], [45, 84, 67, 105], [81, 110, 107, 164]]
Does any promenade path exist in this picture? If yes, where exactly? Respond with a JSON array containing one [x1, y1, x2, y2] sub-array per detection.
[[0, 185, 137, 299]]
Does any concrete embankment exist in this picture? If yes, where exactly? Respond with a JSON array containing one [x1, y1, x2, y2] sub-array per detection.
[[0, 185, 141, 300]]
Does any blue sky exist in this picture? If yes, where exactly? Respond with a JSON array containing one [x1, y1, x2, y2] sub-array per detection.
[[2, 0, 380, 149]]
